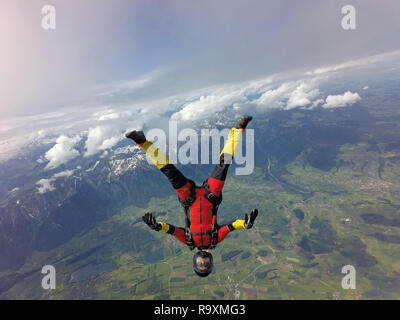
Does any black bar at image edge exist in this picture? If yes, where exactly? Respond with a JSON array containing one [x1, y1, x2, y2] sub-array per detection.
[[0, 299, 396, 318]]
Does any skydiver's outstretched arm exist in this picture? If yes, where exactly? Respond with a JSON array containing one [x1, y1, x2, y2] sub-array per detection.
[[159, 222, 187, 245], [217, 209, 259, 243], [142, 212, 187, 245], [217, 220, 246, 243]]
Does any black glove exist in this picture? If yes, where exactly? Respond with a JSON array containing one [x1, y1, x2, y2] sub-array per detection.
[[142, 212, 161, 231], [125, 130, 146, 144], [244, 209, 258, 229]]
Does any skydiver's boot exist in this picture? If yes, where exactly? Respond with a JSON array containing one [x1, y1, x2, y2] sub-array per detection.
[[236, 115, 253, 131], [125, 130, 146, 145]]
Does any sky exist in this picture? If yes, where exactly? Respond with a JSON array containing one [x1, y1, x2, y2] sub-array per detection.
[[1, 0, 399, 118], [0, 0, 400, 166]]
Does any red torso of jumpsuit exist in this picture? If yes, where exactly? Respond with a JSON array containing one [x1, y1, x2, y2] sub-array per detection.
[[189, 188, 216, 248], [172, 177, 231, 248]]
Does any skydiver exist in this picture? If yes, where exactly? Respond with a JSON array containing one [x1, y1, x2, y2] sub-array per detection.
[[126, 116, 258, 277]]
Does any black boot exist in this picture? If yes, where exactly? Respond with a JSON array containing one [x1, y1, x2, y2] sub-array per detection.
[[125, 130, 146, 144], [236, 115, 253, 130]]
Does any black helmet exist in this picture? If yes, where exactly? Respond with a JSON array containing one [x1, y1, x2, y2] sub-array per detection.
[[193, 250, 213, 277]]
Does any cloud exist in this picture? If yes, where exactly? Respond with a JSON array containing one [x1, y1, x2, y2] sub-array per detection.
[[44, 135, 81, 170], [84, 126, 122, 157], [36, 179, 55, 194], [253, 82, 296, 110], [170, 73, 365, 122], [95, 109, 134, 121], [237, 78, 322, 112], [1, 49, 398, 165], [306, 57, 379, 76], [36, 169, 75, 194], [323, 91, 361, 108], [310, 98, 325, 109], [170, 76, 322, 121], [285, 81, 320, 110], [305, 50, 400, 76], [53, 169, 75, 179], [171, 86, 247, 122]]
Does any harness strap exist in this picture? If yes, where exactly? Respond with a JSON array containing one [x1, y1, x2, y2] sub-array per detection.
[[208, 206, 219, 249], [191, 230, 213, 236], [182, 205, 195, 250], [179, 179, 197, 208], [179, 180, 197, 250], [203, 179, 223, 206]]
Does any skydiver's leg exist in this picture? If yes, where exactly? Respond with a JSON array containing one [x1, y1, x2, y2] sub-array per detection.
[[207, 127, 243, 196], [133, 137, 192, 201], [207, 116, 252, 196]]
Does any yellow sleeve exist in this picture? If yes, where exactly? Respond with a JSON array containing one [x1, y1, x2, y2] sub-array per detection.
[[159, 222, 170, 233], [140, 140, 170, 169], [232, 219, 246, 230], [220, 128, 243, 157]]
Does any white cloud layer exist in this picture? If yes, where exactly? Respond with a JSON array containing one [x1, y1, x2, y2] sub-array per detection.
[[323, 91, 361, 108], [0, 50, 398, 166], [253, 82, 296, 110], [44, 135, 81, 170], [171, 86, 248, 122], [305, 50, 400, 76]]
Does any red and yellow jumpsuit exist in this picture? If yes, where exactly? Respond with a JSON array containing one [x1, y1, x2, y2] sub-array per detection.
[[139, 127, 247, 249]]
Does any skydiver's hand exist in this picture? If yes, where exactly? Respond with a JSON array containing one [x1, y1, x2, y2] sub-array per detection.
[[244, 209, 258, 229], [142, 212, 161, 231]]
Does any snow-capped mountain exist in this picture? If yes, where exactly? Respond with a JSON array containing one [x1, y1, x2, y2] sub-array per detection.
[[0, 142, 166, 270]]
